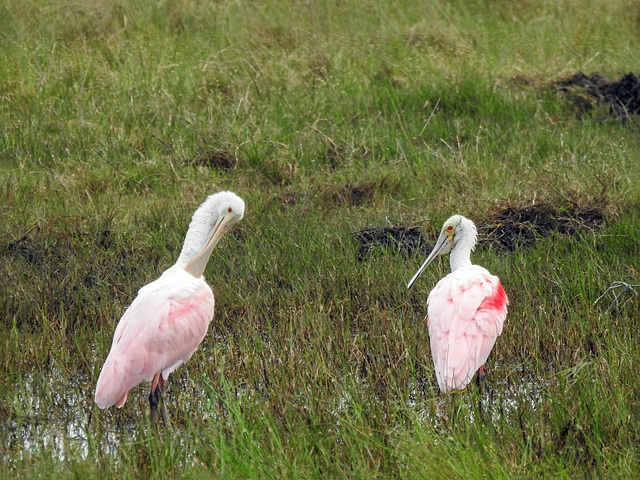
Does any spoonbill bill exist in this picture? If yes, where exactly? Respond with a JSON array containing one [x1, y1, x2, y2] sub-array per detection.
[[407, 215, 508, 392], [94, 191, 245, 423]]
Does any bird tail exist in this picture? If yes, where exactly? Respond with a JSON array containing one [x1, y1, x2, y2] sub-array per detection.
[[94, 360, 129, 409]]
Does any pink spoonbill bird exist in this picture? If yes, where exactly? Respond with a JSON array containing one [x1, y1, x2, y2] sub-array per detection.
[[94, 191, 245, 423], [407, 215, 508, 393]]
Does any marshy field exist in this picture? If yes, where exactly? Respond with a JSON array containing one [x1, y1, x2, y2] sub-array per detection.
[[2, 0, 640, 477]]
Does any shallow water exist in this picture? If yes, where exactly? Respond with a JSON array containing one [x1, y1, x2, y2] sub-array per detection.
[[1, 357, 548, 464], [2, 362, 125, 463]]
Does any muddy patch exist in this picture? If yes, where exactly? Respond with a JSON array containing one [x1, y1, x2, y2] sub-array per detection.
[[554, 72, 640, 121], [334, 176, 397, 207], [335, 183, 377, 206], [352, 226, 431, 261], [480, 202, 606, 251], [279, 191, 310, 209], [355, 202, 606, 258], [190, 148, 237, 169], [4, 235, 46, 267]]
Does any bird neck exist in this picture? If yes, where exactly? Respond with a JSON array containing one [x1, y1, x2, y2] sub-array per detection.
[[449, 248, 473, 272], [174, 201, 220, 274], [449, 219, 477, 272]]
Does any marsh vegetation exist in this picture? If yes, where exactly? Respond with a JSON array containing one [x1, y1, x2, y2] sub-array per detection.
[[1, 0, 640, 477]]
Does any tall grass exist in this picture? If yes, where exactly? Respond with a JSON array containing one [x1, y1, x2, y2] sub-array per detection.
[[2, 0, 640, 477]]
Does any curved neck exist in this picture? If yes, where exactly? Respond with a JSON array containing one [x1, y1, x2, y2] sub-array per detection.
[[170, 191, 243, 278], [175, 224, 214, 272], [184, 232, 219, 278], [449, 219, 477, 272], [174, 199, 222, 272]]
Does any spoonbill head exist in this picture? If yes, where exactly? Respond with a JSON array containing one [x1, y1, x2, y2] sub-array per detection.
[[407, 215, 475, 289]]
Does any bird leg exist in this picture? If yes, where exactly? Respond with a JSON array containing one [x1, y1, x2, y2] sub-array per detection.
[[476, 365, 485, 388], [476, 365, 494, 423], [149, 372, 170, 426]]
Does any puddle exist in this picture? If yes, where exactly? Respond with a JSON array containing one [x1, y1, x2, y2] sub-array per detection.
[[2, 350, 549, 465], [1, 358, 126, 465], [405, 361, 548, 430]]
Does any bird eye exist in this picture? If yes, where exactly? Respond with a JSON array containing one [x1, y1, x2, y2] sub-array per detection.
[[446, 225, 454, 232], [228, 207, 232, 213]]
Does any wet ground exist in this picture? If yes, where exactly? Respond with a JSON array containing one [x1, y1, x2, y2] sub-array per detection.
[[1, 358, 546, 463], [0, 70, 629, 465]]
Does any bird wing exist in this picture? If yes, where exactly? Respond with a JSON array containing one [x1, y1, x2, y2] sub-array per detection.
[[94, 270, 214, 409], [427, 265, 508, 392]]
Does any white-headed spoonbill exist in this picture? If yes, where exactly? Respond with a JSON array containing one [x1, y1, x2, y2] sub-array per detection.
[[407, 215, 508, 392], [95, 191, 245, 423]]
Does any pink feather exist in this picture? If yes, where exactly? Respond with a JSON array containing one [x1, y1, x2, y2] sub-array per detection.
[[94, 191, 244, 416], [94, 269, 214, 409], [427, 265, 508, 392]]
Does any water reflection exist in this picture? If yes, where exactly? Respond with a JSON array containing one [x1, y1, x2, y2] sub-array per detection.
[[2, 360, 126, 463], [1, 358, 547, 463]]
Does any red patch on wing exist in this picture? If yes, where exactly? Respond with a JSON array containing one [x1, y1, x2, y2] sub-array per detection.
[[479, 279, 508, 311]]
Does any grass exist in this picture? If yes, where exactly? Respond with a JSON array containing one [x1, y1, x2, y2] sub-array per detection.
[[2, 0, 640, 477]]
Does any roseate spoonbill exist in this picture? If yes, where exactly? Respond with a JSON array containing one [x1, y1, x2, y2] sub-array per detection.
[[407, 215, 508, 392], [94, 191, 245, 423]]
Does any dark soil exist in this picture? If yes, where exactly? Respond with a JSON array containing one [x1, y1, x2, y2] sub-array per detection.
[[190, 148, 237, 169], [352, 226, 432, 261], [334, 183, 377, 206], [354, 202, 606, 259], [554, 72, 640, 121], [4, 235, 45, 267], [279, 191, 307, 207], [479, 203, 606, 251]]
